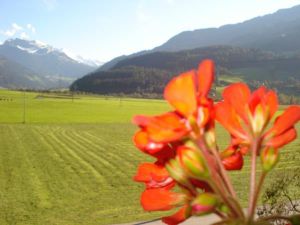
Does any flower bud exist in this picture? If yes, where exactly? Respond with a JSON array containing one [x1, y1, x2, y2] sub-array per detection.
[[261, 147, 279, 172], [178, 146, 209, 179], [191, 193, 219, 215], [218, 203, 230, 214], [222, 151, 243, 171], [166, 158, 188, 185]]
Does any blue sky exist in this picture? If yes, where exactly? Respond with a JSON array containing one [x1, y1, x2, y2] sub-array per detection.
[[0, 0, 300, 62]]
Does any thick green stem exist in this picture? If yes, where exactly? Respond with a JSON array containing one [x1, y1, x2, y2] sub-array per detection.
[[196, 140, 244, 219], [247, 139, 259, 224]]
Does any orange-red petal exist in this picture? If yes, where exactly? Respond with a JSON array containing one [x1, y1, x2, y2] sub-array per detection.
[[134, 162, 170, 183], [132, 115, 152, 127], [222, 82, 250, 122], [222, 151, 243, 170], [141, 188, 184, 211], [146, 112, 188, 143], [215, 101, 248, 140], [164, 70, 197, 117], [248, 86, 267, 114], [263, 90, 278, 119], [269, 106, 300, 136], [162, 205, 190, 225], [266, 127, 297, 148], [133, 130, 164, 154], [133, 130, 176, 162], [197, 59, 214, 98]]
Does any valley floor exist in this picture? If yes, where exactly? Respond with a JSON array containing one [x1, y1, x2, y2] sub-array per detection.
[[0, 90, 299, 225]]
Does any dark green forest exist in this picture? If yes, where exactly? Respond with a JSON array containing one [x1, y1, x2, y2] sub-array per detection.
[[71, 46, 300, 103]]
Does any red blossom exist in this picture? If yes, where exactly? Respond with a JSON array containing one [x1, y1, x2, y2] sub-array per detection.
[[134, 162, 175, 189], [132, 59, 300, 225], [222, 151, 243, 171], [141, 188, 186, 211], [216, 83, 299, 151]]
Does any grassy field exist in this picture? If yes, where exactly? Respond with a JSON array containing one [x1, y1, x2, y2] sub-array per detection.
[[0, 90, 299, 225]]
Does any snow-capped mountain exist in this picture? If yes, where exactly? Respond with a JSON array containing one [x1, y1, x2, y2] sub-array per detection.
[[0, 38, 96, 88], [5, 38, 54, 54], [62, 49, 103, 67], [71, 55, 103, 67]]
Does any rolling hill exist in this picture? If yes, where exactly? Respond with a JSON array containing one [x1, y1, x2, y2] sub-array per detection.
[[71, 46, 300, 100], [154, 4, 300, 53], [98, 4, 300, 71], [0, 56, 54, 89]]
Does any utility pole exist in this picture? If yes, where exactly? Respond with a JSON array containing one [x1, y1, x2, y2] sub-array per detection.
[[22, 89, 26, 124]]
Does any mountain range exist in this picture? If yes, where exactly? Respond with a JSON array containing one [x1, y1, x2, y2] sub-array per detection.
[[0, 38, 100, 89], [154, 4, 300, 53], [72, 4, 300, 102]]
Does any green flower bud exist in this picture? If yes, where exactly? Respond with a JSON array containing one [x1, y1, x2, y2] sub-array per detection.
[[191, 193, 219, 215], [166, 158, 188, 185], [178, 146, 209, 180], [261, 147, 279, 172]]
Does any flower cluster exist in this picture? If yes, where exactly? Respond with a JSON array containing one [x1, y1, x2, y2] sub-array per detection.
[[133, 60, 300, 225]]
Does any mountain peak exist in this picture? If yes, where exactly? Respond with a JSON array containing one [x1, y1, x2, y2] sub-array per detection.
[[3, 38, 55, 55], [1, 38, 102, 67]]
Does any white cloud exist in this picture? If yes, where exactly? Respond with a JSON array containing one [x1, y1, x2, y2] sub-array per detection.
[[42, 0, 57, 10], [27, 24, 36, 34], [1, 23, 23, 37], [20, 32, 30, 39], [12, 23, 23, 31]]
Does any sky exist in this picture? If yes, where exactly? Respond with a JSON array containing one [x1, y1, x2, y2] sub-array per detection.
[[0, 0, 300, 62]]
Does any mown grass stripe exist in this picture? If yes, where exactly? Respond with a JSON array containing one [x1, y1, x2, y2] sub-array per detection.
[[47, 130, 107, 183], [58, 129, 126, 179]]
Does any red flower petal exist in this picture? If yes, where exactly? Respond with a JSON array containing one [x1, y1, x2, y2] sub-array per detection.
[[263, 90, 278, 119], [133, 130, 164, 153], [215, 101, 247, 140], [248, 86, 267, 114], [266, 127, 297, 148], [141, 188, 184, 211], [146, 112, 188, 143], [222, 151, 243, 170], [132, 115, 152, 127], [162, 205, 190, 225], [269, 106, 300, 136], [164, 70, 197, 117], [197, 59, 214, 98], [134, 163, 169, 182], [222, 82, 250, 122], [190, 179, 213, 192]]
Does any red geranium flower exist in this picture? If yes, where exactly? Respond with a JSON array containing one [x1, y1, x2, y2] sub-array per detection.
[[215, 83, 300, 151], [133, 59, 215, 146]]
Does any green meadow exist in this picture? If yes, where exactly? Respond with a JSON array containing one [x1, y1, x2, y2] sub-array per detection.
[[0, 90, 299, 225]]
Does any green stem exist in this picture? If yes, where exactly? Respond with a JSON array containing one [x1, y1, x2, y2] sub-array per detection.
[[252, 172, 267, 217], [212, 146, 237, 198], [247, 139, 259, 224], [192, 138, 244, 220], [208, 178, 240, 218], [201, 141, 244, 219]]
